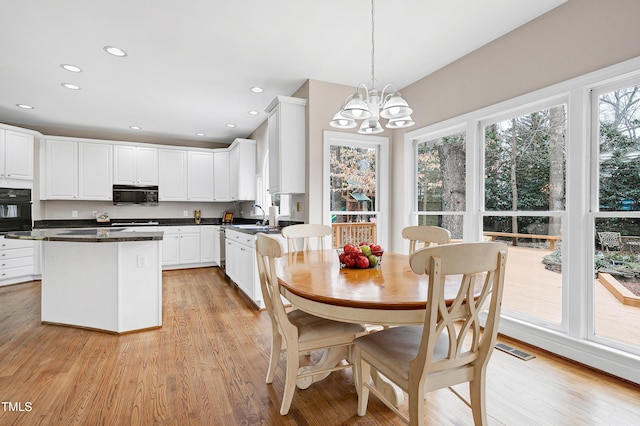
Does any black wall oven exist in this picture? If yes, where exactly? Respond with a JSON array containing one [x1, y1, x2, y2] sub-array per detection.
[[0, 188, 32, 233]]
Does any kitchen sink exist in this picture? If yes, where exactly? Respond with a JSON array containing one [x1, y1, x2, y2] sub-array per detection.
[[232, 224, 271, 230]]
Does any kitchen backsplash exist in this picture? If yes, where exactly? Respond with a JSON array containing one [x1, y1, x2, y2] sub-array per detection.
[[35, 200, 236, 221]]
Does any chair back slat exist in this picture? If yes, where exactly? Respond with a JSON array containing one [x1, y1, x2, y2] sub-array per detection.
[[282, 224, 331, 252], [255, 233, 289, 328], [409, 242, 508, 378], [402, 226, 451, 254]]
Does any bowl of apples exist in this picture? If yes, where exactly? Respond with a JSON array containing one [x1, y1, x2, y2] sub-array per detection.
[[337, 242, 384, 269]]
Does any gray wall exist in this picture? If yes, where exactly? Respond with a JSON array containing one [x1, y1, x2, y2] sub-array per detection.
[[401, 0, 640, 131]]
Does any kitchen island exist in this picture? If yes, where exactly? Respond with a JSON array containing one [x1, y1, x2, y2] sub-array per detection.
[[7, 228, 164, 334]]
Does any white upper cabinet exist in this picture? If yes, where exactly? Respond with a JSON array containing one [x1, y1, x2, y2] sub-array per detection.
[[43, 139, 78, 199], [213, 151, 230, 201], [187, 151, 214, 201], [229, 138, 256, 201], [38, 134, 254, 203], [158, 149, 188, 201], [0, 130, 34, 183], [214, 139, 257, 202], [159, 148, 219, 202], [266, 96, 306, 194], [42, 139, 112, 200], [113, 145, 158, 185], [78, 143, 112, 200]]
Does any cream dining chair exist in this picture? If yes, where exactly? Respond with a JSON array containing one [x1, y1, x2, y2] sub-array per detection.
[[255, 233, 365, 415], [353, 242, 508, 426], [281, 224, 332, 252], [401, 225, 452, 255]]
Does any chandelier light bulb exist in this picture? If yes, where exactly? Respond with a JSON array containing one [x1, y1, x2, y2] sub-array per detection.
[[387, 115, 415, 129], [358, 119, 383, 134], [330, 110, 357, 129]]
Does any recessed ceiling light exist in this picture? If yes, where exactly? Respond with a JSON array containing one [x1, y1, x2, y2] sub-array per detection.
[[62, 83, 81, 90], [250, 86, 264, 93], [129, 126, 142, 130], [225, 123, 237, 128], [16, 104, 34, 109], [196, 133, 206, 136], [104, 46, 127, 57], [248, 110, 260, 116], [61, 64, 82, 73]]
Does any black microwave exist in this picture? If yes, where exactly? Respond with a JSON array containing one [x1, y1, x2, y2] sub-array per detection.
[[112, 185, 159, 206]]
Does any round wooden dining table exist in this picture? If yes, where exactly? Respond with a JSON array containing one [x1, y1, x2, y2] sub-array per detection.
[[274, 248, 477, 405], [275, 249, 472, 326]]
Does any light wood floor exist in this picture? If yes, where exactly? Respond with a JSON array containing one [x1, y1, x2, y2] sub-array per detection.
[[1, 268, 639, 425]]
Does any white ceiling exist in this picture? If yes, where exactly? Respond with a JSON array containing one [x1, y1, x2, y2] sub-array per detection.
[[0, 0, 566, 145]]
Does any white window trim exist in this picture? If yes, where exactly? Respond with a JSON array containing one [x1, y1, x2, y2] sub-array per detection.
[[323, 130, 389, 249], [402, 55, 640, 384], [254, 149, 269, 219]]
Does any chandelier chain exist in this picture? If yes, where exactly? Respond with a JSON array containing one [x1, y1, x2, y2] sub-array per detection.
[[370, 0, 375, 88], [329, 0, 414, 133]]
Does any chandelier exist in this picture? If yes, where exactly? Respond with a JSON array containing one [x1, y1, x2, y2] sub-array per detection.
[[330, 0, 414, 134]]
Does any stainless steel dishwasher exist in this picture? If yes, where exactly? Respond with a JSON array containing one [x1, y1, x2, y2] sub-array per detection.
[[219, 226, 226, 270]]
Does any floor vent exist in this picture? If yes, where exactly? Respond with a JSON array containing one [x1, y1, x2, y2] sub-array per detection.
[[495, 343, 536, 361]]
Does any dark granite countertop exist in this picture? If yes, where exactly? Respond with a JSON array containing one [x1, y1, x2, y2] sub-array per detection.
[[34, 218, 221, 229], [222, 224, 284, 235], [34, 218, 302, 230], [6, 228, 164, 243]]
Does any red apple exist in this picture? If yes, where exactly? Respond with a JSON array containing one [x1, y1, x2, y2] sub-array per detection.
[[356, 255, 370, 269], [343, 255, 356, 268], [344, 244, 359, 253]]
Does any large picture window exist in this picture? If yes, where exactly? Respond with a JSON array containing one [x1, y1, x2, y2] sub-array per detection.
[[406, 59, 640, 383], [415, 130, 465, 239], [482, 103, 566, 325], [592, 80, 640, 352]]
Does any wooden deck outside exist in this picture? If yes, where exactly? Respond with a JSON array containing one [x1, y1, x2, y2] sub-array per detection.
[[503, 246, 640, 348]]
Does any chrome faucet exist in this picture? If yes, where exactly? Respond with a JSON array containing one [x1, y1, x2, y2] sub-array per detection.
[[252, 204, 267, 225]]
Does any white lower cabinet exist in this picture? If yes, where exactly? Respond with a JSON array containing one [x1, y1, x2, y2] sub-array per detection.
[[0, 236, 35, 286], [200, 225, 219, 265], [224, 229, 262, 309], [180, 231, 200, 264], [162, 232, 180, 265], [162, 226, 200, 268], [160, 225, 220, 270]]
